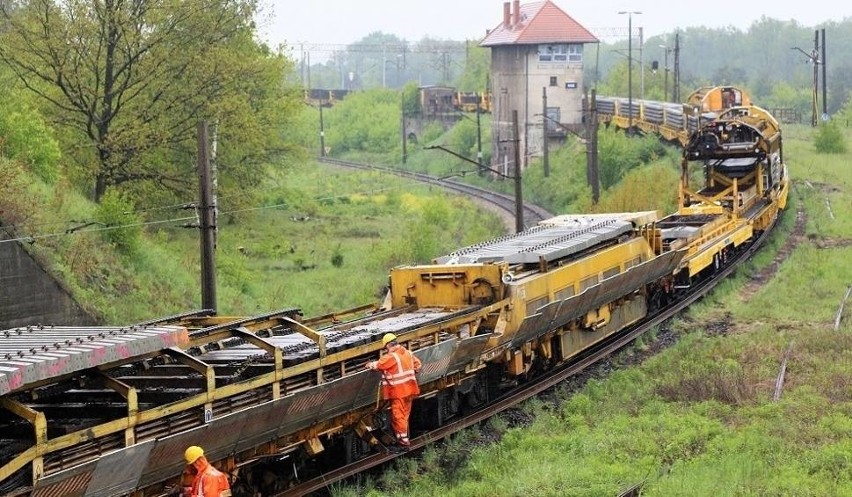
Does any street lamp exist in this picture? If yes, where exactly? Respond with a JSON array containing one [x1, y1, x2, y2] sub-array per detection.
[[792, 45, 821, 127], [659, 44, 671, 102], [618, 10, 642, 132]]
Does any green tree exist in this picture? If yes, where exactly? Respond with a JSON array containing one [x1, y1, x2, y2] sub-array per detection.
[[402, 81, 421, 115], [454, 41, 490, 92], [0, 100, 61, 182], [342, 31, 408, 89], [0, 0, 297, 202], [764, 82, 812, 118], [325, 89, 401, 154], [828, 64, 852, 114]]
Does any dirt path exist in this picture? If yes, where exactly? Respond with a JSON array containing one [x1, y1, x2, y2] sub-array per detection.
[[739, 200, 807, 302]]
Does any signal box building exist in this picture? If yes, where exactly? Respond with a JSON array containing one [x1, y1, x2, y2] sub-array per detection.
[[481, 0, 598, 172]]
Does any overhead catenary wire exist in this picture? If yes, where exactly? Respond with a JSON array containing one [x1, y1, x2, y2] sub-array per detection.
[[0, 216, 199, 245], [0, 184, 409, 245], [0, 201, 198, 233]]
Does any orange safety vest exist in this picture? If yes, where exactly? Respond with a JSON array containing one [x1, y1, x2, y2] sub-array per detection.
[[190, 462, 231, 497], [374, 345, 421, 399]]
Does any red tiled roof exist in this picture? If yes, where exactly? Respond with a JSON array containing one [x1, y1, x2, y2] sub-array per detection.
[[480, 1, 598, 46]]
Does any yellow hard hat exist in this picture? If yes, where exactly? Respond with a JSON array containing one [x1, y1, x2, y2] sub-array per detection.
[[382, 333, 397, 346], [184, 445, 204, 464]]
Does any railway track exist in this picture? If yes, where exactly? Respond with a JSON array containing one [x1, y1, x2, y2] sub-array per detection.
[[317, 157, 553, 229], [277, 215, 781, 497], [1, 96, 789, 497]]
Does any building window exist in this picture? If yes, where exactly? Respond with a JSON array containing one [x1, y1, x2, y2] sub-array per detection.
[[567, 44, 583, 62], [538, 44, 584, 63], [549, 76, 557, 87], [546, 107, 561, 133]]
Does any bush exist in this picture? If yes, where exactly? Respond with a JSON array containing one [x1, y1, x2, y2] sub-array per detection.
[[0, 158, 36, 228], [325, 89, 401, 154], [813, 121, 847, 154], [331, 243, 344, 267], [94, 190, 142, 255], [420, 121, 446, 145]]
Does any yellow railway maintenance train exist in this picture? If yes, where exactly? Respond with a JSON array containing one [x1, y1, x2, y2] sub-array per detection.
[[596, 85, 753, 146], [0, 96, 788, 497]]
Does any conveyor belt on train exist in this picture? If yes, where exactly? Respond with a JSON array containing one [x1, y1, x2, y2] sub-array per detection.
[[196, 307, 473, 365], [0, 325, 189, 395], [435, 212, 655, 264]]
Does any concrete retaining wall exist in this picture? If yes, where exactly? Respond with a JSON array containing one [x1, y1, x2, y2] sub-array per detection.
[[0, 229, 96, 329]]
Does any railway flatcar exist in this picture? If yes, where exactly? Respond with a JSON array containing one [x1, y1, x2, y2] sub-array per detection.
[[453, 91, 491, 113], [596, 86, 753, 146], [304, 89, 351, 108], [0, 99, 788, 497]]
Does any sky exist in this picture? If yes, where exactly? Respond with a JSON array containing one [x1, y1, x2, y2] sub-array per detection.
[[259, 0, 848, 53]]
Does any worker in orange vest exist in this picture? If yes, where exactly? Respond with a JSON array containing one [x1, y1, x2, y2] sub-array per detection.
[[366, 333, 422, 450], [182, 446, 232, 497]]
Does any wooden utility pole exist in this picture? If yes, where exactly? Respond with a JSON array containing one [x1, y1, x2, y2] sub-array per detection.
[[197, 121, 217, 313], [794, 31, 825, 127], [673, 33, 681, 103], [811, 30, 819, 127], [512, 110, 524, 233], [476, 99, 483, 173], [542, 87, 550, 178], [821, 29, 827, 119], [319, 99, 326, 157], [588, 90, 600, 204], [401, 92, 407, 163]]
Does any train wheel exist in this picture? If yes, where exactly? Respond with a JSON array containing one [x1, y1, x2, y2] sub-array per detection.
[[462, 374, 490, 412], [412, 389, 459, 430], [343, 431, 372, 464], [648, 288, 664, 312]]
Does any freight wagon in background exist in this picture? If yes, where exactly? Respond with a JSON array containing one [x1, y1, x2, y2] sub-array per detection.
[[0, 87, 788, 496], [453, 91, 491, 113], [303, 86, 491, 114], [415, 86, 490, 116], [303, 88, 351, 108]]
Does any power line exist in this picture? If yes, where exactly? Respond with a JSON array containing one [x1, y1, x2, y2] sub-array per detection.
[[287, 27, 628, 57], [0, 184, 411, 245], [287, 41, 468, 56], [0, 216, 198, 245], [0, 199, 196, 233]]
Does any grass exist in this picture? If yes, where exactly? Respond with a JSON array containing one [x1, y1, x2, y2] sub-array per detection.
[[331, 124, 852, 496], [7, 102, 851, 495], [11, 157, 505, 322]]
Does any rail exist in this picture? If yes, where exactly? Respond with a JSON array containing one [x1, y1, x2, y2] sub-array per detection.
[[0, 86, 787, 497], [317, 157, 553, 229], [277, 215, 779, 496]]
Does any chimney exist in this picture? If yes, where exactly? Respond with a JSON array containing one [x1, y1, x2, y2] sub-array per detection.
[[513, 0, 520, 26], [503, 2, 511, 28]]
